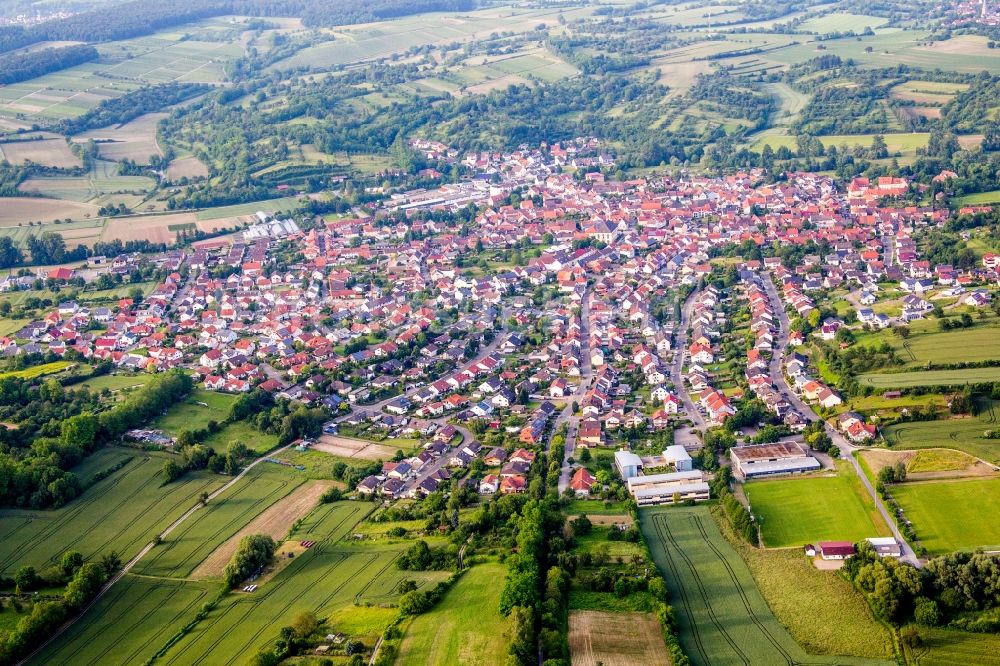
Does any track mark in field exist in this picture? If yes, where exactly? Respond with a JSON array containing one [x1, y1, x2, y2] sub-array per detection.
[[690, 515, 795, 665], [652, 512, 733, 665]]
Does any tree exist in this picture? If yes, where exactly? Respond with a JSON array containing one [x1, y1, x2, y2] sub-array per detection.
[[163, 459, 184, 482], [60, 551, 84, 577], [14, 565, 38, 591], [291, 611, 318, 639], [0, 236, 23, 268]]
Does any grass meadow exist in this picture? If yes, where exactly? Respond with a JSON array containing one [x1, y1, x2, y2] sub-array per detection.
[[0, 449, 226, 576], [396, 562, 510, 666], [906, 625, 1000, 665], [747, 465, 891, 548], [714, 507, 895, 660], [892, 478, 1000, 555], [639, 505, 887, 666], [883, 399, 1000, 463]]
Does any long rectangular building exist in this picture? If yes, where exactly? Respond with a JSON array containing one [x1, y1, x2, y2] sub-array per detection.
[[730, 441, 820, 480], [626, 470, 710, 506]]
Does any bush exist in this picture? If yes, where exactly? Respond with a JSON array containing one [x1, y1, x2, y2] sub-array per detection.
[[223, 534, 276, 588]]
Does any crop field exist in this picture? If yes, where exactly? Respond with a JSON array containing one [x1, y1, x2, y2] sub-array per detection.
[[190, 478, 334, 579], [313, 435, 401, 460], [858, 448, 994, 483], [153, 501, 449, 664], [165, 155, 209, 180], [100, 212, 226, 245], [397, 562, 511, 666], [0, 360, 73, 380], [193, 195, 305, 221], [751, 131, 950, 156], [858, 367, 1000, 388], [747, 467, 890, 548], [893, 478, 1000, 555], [29, 574, 216, 666], [0, 196, 98, 226], [0, 136, 81, 167], [133, 464, 308, 579], [883, 399, 1000, 463], [0, 449, 226, 576], [639, 505, 881, 666], [718, 509, 895, 660], [75, 112, 165, 163], [906, 626, 1000, 666], [797, 12, 888, 34], [893, 326, 1000, 367], [568, 610, 669, 666]]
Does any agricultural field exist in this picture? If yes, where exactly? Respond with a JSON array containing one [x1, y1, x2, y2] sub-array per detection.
[[152, 388, 237, 435], [797, 12, 889, 34], [716, 507, 895, 660], [858, 367, 1000, 388], [883, 399, 1000, 464], [746, 465, 891, 548], [858, 447, 995, 482], [568, 610, 669, 666], [74, 112, 165, 164], [955, 190, 1000, 206], [28, 574, 217, 666], [396, 562, 510, 666], [0, 196, 98, 226], [906, 625, 1000, 666], [0, 449, 226, 576], [165, 155, 209, 180], [312, 434, 402, 460], [154, 501, 446, 664], [0, 136, 81, 168], [892, 478, 1000, 555], [639, 505, 885, 666], [132, 463, 310, 579]]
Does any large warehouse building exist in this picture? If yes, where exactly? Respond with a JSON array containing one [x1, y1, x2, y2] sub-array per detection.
[[729, 441, 820, 480]]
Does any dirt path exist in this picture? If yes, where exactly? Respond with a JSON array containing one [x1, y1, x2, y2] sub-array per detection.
[[191, 479, 335, 578]]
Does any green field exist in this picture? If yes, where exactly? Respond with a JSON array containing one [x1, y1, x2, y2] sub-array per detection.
[[396, 562, 510, 666], [747, 466, 891, 548], [718, 509, 895, 660], [76, 373, 152, 394], [640, 506, 887, 666], [31, 499, 443, 665], [893, 478, 1000, 555], [28, 574, 217, 666], [194, 195, 305, 221], [153, 389, 237, 434], [907, 625, 1000, 665], [131, 463, 306, 578], [955, 190, 1000, 206], [797, 12, 889, 34], [858, 367, 1000, 388], [0, 449, 225, 576], [883, 399, 1000, 463]]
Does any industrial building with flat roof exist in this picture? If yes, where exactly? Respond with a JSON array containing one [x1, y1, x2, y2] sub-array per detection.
[[729, 440, 820, 480], [626, 470, 710, 506], [615, 449, 709, 506]]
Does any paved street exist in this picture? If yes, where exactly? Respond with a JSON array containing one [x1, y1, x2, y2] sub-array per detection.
[[760, 272, 921, 567], [671, 288, 706, 431]]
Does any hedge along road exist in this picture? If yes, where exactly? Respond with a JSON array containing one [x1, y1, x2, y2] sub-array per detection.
[[16, 443, 294, 666]]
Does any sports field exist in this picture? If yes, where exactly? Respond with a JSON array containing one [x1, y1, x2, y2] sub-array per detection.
[[747, 466, 891, 548], [0, 449, 226, 576], [893, 478, 1000, 555], [883, 399, 1000, 464], [639, 506, 884, 666], [397, 562, 510, 666]]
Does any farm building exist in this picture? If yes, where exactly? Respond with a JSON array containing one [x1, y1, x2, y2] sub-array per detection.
[[625, 471, 710, 506], [730, 441, 820, 480], [818, 541, 856, 560], [867, 537, 902, 558]]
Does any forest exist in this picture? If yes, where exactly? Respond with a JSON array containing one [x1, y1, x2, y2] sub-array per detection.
[[0, 45, 97, 86]]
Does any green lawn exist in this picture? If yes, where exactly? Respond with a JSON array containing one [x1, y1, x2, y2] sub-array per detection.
[[0, 450, 226, 576], [76, 372, 152, 395], [639, 505, 888, 666], [954, 190, 1000, 206], [883, 399, 1000, 464], [396, 562, 510, 666], [893, 478, 1000, 555], [906, 625, 1000, 665], [747, 465, 891, 548]]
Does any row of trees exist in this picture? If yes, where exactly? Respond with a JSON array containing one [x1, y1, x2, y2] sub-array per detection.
[[0, 44, 97, 85]]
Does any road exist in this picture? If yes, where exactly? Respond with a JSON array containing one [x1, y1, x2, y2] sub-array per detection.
[[16, 444, 294, 666], [671, 288, 706, 431], [760, 272, 921, 567], [557, 287, 592, 493]]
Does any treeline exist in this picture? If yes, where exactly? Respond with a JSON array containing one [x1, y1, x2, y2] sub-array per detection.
[[299, 0, 475, 27], [58, 83, 211, 136], [0, 370, 192, 509], [712, 468, 758, 544], [0, 554, 118, 664], [0, 44, 97, 85], [227, 388, 327, 446]]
